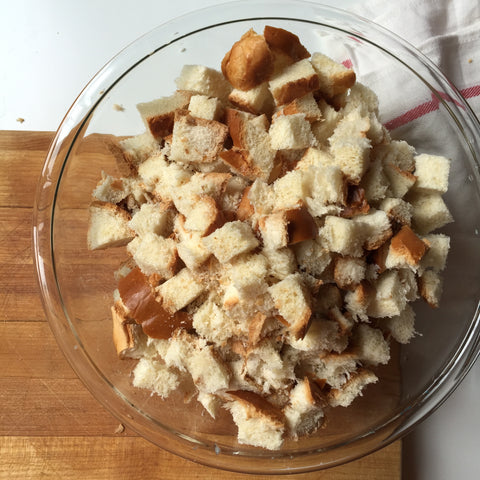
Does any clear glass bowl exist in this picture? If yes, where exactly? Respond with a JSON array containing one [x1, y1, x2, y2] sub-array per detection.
[[33, 0, 480, 474]]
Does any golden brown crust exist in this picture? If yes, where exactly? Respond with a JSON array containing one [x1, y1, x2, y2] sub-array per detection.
[[273, 75, 320, 106], [221, 29, 274, 91], [219, 148, 262, 180], [236, 186, 255, 221], [389, 224, 429, 266], [117, 267, 191, 339], [285, 206, 318, 245], [226, 390, 284, 425], [263, 26, 310, 63]]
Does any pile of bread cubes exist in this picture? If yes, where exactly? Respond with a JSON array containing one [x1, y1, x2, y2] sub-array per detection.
[[88, 26, 453, 450]]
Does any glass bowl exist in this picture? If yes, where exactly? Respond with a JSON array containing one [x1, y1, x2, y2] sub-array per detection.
[[33, 0, 480, 474]]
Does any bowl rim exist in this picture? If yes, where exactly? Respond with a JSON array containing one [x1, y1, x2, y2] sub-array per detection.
[[33, 0, 480, 474]]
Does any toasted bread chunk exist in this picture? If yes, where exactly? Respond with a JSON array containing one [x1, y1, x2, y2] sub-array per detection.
[[367, 270, 407, 318], [384, 163, 417, 198], [344, 281, 372, 321], [334, 256, 366, 290], [221, 29, 274, 91], [132, 357, 180, 398], [419, 234, 450, 272], [284, 378, 324, 438], [379, 197, 413, 226], [268, 273, 312, 339], [175, 64, 232, 102], [329, 110, 371, 184], [114, 132, 161, 174], [202, 220, 259, 263], [321, 215, 364, 257], [381, 304, 417, 344], [170, 111, 228, 164], [314, 351, 358, 389], [293, 238, 332, 277], [288, 319, 348, 354], [385, 225, 428, 270], [127, 233, 179, 278], [88, 202, 134, 250], [156, 267, 205, 314], [228, 82, 275, 115], [274, 92, 322, 122], [353, 209, 392, 251], [327, 368, 378, 407], [269, 59, 320, 106], [413, 153, 450, 193], [136, 91, 193, 140], [352, 324, 390, 366], [225, 390, 285, 450], [263, 26, 310, 63], [269, 113, 316, 150], [408, 191, 454, 234], [263, 247, 296, 280], [310, 52, 356, 98], [419, 269, 443, 308], [128, 201, 175, 237], [188, 94, 223, 121]]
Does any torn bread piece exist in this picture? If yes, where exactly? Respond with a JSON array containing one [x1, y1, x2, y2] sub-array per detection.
[[268, 58, 319, 106], [221, 29, 274, 91], [225, 390, 285, 450], [269, 113, 316, 150], [169, 111, 228, 164], [136, 90, 193, 140], [88, 202, 134, 250], [310, 52, 356, 98], [284, 378, 325, 438], [327, 368, 378, 407], [385, 225, 429, 270], [268, 273, 312, 339], [202, 220, 259, 263]]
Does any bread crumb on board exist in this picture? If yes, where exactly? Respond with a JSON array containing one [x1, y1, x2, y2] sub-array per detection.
[[88, 25, 452, 451]]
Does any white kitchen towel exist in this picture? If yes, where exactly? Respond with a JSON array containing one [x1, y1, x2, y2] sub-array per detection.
[[350, 0, 480, 119]]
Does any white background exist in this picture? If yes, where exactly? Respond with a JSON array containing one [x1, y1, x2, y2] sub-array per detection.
[[2, 1, 479, 479]]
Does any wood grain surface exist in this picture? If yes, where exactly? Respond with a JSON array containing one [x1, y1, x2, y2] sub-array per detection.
[[0, 130, 401, 479]]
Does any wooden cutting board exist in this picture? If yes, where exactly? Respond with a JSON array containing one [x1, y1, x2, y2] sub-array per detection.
[[0, 130, 401, 479]]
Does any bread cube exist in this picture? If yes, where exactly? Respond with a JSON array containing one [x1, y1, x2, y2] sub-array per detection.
[[327, 368, 378, 407], [156, 268, 205, 314], [193, 299, 234, 345], [293, 239, 332, 277], [202, 220, 259, 263], [284, 378, 324, 438], [225, 391, 285, 450], [353, 209, 392, 251], [273, 169, 310, 210], [413, 153, 450, 193], [420, 233, 450, 272], [311, 99, 342, 145], [381, 304, 416, 344], [384, 163, 417, 198], [360, 157, 389, 203], [269, 58, 319, 106], [321, 215, 363, 257], [329, 110, 372, 184], [367, 270, 407, 318], [263, 247, 296, 280], [419, 269, 443, 308], [374, 140, 416, 172], [175, 64, 232, 102], [408, 191, 454, 234], [334, 256, 366, 290], [188, 94, 223, 121], [352, 324, 390, 366], [88, 202, 134, 250], [274, 92, 322, 122], [169, 111, 228, 164], [269, 113, 316, 150], [132, 357, 180, 398], [127, 233, 179, 278], [310, 52, 356, 98], [268, 273, 312, 339], [228, 82, 275, 115], [379, 197, 412, 226], [174, 215, 211, 269], [136, 90, 193, 140], [385, 225, 429, 270], [128, 201, 174, 237], [228, 253, 269, 297]]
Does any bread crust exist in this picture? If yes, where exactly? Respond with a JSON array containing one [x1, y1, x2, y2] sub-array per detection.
[[221, 29, 274, 91]]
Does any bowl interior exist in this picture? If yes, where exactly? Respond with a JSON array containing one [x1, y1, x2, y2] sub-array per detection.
[[38, 4, 480, 474]]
